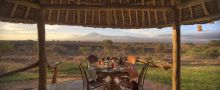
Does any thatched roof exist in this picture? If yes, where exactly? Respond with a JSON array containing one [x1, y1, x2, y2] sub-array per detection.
[[0, 0, 220, 29]]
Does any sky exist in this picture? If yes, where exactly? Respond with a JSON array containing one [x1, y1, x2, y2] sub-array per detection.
[[0, 21, 219, 42]]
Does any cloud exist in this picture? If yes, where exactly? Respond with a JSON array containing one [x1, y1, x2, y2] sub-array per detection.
[[159, 31, 220, 42]]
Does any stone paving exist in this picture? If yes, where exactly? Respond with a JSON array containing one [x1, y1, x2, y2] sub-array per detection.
[[44, 79, 171, 90]]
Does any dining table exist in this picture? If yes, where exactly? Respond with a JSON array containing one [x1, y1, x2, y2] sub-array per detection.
[[95, 65, 129, 90]]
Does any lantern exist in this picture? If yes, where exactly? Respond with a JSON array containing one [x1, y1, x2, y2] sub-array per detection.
[[197, 25, 202, 32]]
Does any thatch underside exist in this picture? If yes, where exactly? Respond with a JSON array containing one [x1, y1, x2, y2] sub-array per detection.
[[0, 0, 220, 29]]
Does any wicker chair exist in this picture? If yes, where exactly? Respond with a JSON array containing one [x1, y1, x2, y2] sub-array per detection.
[[77, 61, 108, 90], [119, 64, 149, 90]]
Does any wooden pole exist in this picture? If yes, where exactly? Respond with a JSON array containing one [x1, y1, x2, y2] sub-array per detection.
[[172, 8, 181, 90], [37, 6, 47, 90]]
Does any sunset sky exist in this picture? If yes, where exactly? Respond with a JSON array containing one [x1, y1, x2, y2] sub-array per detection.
[[0, 21, 219, 42]]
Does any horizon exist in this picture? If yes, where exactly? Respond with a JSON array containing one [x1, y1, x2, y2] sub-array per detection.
[[0, 21, 220, 42]]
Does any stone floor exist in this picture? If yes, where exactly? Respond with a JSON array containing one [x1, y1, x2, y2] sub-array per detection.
[[44, 79, 171, 90]]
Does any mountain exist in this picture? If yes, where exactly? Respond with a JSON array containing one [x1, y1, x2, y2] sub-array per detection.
[[70, 33, 167, 42]]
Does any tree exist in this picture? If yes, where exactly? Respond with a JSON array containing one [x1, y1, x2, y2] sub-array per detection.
[[79, 46, 91, 56], [208, 40, 220, 47], [100, 40, 114, 55], [93, 47, 102, 56], [155, 43, 165, 53], [0, 42, 14, 60], [122, 44, 131, 54]]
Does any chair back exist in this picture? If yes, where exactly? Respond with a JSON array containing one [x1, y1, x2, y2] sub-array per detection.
[[137, 64, 149, 90], [77, 61, 90, 90]]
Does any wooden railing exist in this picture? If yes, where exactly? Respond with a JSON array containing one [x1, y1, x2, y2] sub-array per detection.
[[48, 62, 62, 84], [0, 61, 61, 84], [137, 60, 172, 70], [0, 62, 39, 78]]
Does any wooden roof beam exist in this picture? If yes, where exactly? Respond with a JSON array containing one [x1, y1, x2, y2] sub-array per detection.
[[161, 0, 167, 23], [10, 4, 18, 18], [107, 10, 111, 26], [65, 0, 70, 23], [177, 0, 213, 9], [148, 11, 151, 25], [48, 0, 54, 21], [128, 10, 132, 26], [155, 11, 158, 24], [181, 12, 220, 24], [5, 0, 40, 9], [179, 9, 182, 21], [72, 10, 76, 24], [92, 10, 94, 24], [122, 10, 125, 26], [114, 10, 118, 26], [163, 11, 167, 23], [57, 0, 63, 22], [202, 2, 209, 16], [189, 6, 194, 19], [98, 10, 101, 25], [65, 10, 69, 23], [43, 4, 173, 11], [141, 0, 144, 5], [57, 11, 60, 22], [24, 7, 31, 19], [142, 10, 145, 27], [217, 0, 220, 11], [135, 10, 138, 27], [77, 10, 80, 25], [85, 10, 87, 24]]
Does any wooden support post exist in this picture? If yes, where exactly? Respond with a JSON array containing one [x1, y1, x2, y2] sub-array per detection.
[[172, 8, 181, 90], [37, 7, 47, 90]]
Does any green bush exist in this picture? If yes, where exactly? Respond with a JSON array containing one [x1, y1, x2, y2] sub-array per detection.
[[185, 46, 220, 59]]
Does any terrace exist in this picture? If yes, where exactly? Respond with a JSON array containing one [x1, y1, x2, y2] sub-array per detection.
[[0, 0, 220, 90]]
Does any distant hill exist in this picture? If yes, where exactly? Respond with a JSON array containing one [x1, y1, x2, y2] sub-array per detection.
[[70, 33, 166, 42], [66, 30, 220, 43]]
